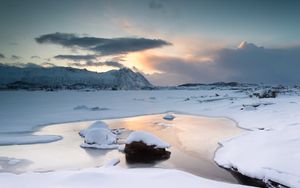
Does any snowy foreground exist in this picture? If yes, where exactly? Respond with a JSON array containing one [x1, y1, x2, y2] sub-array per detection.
[[1, 89, 300, 187], [0, 166, 251, 188]]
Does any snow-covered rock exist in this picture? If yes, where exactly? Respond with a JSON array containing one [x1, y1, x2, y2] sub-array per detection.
[[163, 114, 176, 121], [83, 128, 116, 145], [79, 121, 109, 137], [125, 131, 170, 148], [241, 105, 256, 111], [253, 89, 278, 98], [215, 126, 300, 187], [79, 121, 121, 149]]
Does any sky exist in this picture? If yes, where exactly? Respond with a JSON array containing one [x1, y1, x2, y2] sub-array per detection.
[[1, 0, 300, 85]]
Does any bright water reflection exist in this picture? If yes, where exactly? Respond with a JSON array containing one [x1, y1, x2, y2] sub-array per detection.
[[0, 114, 244, 184]]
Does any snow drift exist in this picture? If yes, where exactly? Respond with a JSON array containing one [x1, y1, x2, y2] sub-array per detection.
[[0, 167, 251, 188]]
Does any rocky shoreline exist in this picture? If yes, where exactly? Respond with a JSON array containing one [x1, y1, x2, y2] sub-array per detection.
[[224, 167, 289, 188]]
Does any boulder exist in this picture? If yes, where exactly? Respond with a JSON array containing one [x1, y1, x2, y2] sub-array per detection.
[[124, 141, 171, 163], [124, 131, 171, 163], [253, 89, 278, 98]]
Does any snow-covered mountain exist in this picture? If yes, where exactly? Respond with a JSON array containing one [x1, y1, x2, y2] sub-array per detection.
[[0, 64, 152, 90]]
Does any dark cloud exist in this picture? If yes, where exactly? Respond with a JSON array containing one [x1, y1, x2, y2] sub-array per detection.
[[70, 61, 124, 68], [36, 33, 104, 47], [4, 62, 41, 68], [215, 42, 300, 84], [103, 61, 124, 68], [30, 55, 41, 59], [35, 32, 171, 56], [54, 54, 97, 61], [91, 38, 170, 55], [44, 58, 52, 62], [145, 56, 227, 86], [0, 53, 5, 59], [146, 42, 300, 85], [149, 0, 164, 9], [11, 55, 21, 60]]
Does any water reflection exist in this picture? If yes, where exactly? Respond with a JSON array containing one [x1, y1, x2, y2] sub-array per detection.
[[0, 113, 244, 184]]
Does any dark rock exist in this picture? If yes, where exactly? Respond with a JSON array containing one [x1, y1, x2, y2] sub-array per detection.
[[124, 141, 171, 163], [227, 167, 288, 188], [253, 89, 278, 98]]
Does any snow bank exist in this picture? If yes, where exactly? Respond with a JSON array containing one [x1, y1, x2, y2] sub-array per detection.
[[0, 167, 251, 188], [0, 135, 62, 145], [215, 126, 300, 187], [79, 121, 109, 137], [126, 131, 170, 148]]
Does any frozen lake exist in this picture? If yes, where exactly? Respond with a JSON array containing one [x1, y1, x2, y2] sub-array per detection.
[[0, 113, 244, 184]]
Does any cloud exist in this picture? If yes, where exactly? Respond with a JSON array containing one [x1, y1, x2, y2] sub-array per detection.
[[35, 32, 171, 56], [145, 42, 300, 85], [30, 56, 41, 59], [54, 54, 97, 61], [111, 55, 126, 62], [144, 55, 227, 86], [215, 42, 300, 84], [102, 61, 124, 68], [0, 53, 5, 59], [11, 55, 21, 60], [70, 61, 124, 68], [149, 0, 164, 10], [3, 62, 41, 68]]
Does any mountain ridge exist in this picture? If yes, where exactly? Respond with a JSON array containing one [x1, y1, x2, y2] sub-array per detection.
[[0, 64, 152, 90]]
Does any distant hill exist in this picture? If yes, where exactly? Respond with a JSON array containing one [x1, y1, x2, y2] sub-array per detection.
[[178, 81, 263, 87], [178, 82, 241, 87], [0, 64, 152, 90]]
